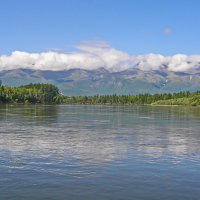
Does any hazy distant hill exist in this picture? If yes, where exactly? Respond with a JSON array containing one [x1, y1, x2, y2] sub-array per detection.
[[1, 67, 200, 95]]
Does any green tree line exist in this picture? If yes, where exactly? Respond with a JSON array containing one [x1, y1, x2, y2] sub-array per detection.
[[0, 82, 200, 106], [63, 91, 200, 106], [0, 83, 63, 104]]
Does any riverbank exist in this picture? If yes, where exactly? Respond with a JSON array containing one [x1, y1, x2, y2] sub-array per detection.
[[0, 84, 200, 106], [62, 92, 200, 107]]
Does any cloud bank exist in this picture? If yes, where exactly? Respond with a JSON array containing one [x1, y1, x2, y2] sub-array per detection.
[[0, 41, 200, 72]]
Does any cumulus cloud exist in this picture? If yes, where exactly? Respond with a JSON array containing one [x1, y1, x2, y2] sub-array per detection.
[[0, 40, 200, 72], [134, 54, 167, 71], [134, 54, 200, 72]]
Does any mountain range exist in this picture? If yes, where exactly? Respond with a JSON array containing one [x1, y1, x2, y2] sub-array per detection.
[[1, 67, 200, 96]]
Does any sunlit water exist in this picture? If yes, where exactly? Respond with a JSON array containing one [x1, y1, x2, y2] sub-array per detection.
[[0, 105, 200, 200]]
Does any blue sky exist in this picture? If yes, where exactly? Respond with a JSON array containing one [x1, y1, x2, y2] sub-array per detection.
[[0, 0, 200, 55]]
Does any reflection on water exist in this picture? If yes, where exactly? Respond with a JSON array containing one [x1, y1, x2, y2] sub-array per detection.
[[0, 105, 200, 199]]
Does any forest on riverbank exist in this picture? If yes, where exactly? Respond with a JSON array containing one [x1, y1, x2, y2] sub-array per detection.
[[0, 83, 63, 104], [63, 91, 200, 106], [0, 83, 200, 106]]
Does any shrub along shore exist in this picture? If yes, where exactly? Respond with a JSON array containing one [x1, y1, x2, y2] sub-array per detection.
[[0, 83, 200, 106], [0, 83, 63, 104]]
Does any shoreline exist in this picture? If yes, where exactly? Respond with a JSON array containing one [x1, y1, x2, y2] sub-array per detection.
[[1, 103, 199, 107]]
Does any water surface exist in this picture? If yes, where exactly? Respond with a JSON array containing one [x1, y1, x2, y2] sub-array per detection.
[[0, 105, 200, 200]]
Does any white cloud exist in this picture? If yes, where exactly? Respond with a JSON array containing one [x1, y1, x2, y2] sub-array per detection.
[[0, 40, 200, 72], [134, 54, 167, 71]]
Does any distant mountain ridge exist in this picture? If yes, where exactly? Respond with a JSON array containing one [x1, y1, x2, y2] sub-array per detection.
[[1, 67, 200, 96]]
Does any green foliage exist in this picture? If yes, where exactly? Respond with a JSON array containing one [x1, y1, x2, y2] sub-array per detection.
[[62, 90, 200, 106], [0, 83, 64, 104], [1, 83, 200, 106]]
